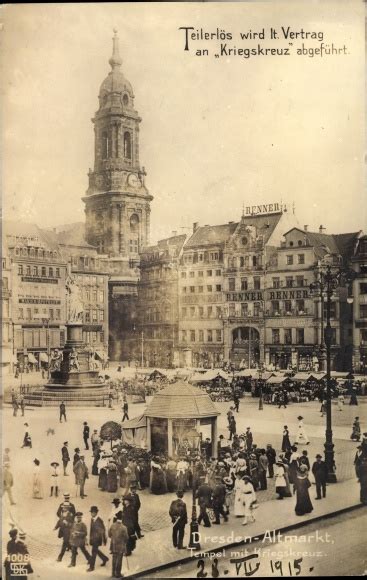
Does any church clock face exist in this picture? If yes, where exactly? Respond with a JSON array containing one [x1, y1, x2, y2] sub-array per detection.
[[128, 173, 141, 188]]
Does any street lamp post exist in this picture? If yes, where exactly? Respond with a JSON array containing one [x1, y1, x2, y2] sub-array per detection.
[[310, 257, 356, 483], [258, 364, 264, 410]]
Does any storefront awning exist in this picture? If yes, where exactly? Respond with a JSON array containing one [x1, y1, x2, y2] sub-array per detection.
[[39, 352, 49, 363], [266, 376, 288, 385], [27, 353, 37, 364]]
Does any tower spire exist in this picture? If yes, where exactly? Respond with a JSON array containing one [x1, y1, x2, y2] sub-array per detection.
[[109, 28, 122, 70]]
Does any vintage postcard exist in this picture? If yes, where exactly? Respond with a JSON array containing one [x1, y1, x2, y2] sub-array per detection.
[[1, 1, 366, 578]]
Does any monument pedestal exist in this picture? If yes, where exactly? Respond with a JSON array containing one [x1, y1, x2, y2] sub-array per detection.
[[30, 322, 110, 406]]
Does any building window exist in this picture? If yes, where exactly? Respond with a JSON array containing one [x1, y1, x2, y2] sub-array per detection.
[[55, 268, 60, 278], [85, 311, 90, 323], [130, 214, 139, 233], [19, 308, 24, 319], [49, 267, 53, 277], [216, 329, 222, 342], [18, 264, 23, 275], [216, 269, 221, 276], [296, 299, 305, 313], [241, 303, 248, 317], [190, 286, 195, 293], [323, 302, 337, 319], [102, 131, 109, 158], [207, 306, 213, 317], [124, 132, 132, 158], [216, 284, 222, 292], [41, 267, 46, 277], [254, 277, 261, 290], [296, 328, 305, 344], [190, 307, 195, 318], [207, 330, 213, 342], [207, 270, 212, 277], [298, 254, 305, 264], [241, 278, 248, 291], [199, 307, 204, 317], [189, 271, 195, 278], [272, 301, 280, 315], [228, 278, 235, 291], [296, 276, 304, 287], [190, 330, 196, 342], [284, 328, 292, 344], [207, 285, 213, 293], [285, 300, 292, 314], [286, 255, 294, 265], [181, 272, 186, 278], [272, 277, 280, 289], [182, 330, 187, 343], [26, 265, 31, 276], [56, 309, 61, 320], [182, 287, 187, 294], [99, 290, 104, 303], [272, 329, 280, 344], [360, 304, 367, 319], [199, 330, 204, 342], [229, 304, 235, 317], [26, 308, 32, 321], [286, 277, 293, 288], [99, 310, 104, 322], [129, 239, 139, 254], [360, 283, 367, 294], [198, 286, 204, 293], [198, 271, 204, 277], [254, 302, 260, 317], [49, 309, 54, 320]]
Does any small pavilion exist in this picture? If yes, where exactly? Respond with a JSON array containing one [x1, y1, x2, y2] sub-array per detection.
[[121, 382, 220, 457]]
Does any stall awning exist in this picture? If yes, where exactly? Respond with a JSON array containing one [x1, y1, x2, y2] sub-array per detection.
[[121, 414, 147, 430], [266, 376, 287, 385], [39, 352, 49, 363], [27, 353, 37, 364]]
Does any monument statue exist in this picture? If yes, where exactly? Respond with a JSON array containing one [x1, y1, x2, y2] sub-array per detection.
[[50, 349, 63, 372], [69, 347, 80, 372], [66, 275, 84, 323]]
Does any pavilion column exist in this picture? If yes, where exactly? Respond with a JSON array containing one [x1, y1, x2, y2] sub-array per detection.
[[146, 417, 151, 452], [167, 419, 173, 456], [211, 418, 218, 458]]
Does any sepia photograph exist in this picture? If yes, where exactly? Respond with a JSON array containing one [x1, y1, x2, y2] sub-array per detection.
[[1, 1, 366, 578]]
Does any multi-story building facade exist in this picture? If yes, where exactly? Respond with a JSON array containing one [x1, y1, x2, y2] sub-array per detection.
[[137, 234, 186, 367], [82, 31, 153, 360], [351, 234, 367, 373], [1, 240, 14, 374], [264, 227, 360, 371], [3, 222, 68, 370]]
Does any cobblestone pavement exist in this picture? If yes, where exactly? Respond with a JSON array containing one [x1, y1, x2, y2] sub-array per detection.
[[2, 396, 365, 564]]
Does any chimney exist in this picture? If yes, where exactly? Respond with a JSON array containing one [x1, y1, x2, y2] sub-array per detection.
[[319, 225, 326, 234], [193, 222, 199, 233], [304, 225, 308, 232]]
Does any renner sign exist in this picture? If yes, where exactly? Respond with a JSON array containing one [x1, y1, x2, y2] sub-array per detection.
[[245, 203, 283, 216]]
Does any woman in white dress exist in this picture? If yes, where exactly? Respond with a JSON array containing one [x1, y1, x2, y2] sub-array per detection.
[[50, 461, 60, 497], [234, 473, 246, 517], [242, 475, 257, 525], [296, 416, 309, 445], [32, 458, 44, 499]]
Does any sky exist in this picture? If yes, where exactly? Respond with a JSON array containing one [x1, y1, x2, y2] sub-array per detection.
[[1, 1, 366, 244]]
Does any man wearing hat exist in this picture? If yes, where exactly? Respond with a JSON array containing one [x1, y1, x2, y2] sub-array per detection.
[[83, 422, 90, 451], [73, 455, 89, 499], [196, 477, 213, 528], [59, 400, 67, 423], [4, 528, 18, 579], [14, 532, 33, 578], [56, 492, 76, 519], [245, 427, 253, 452], [68, 512, 91, 567], [61, 442, 70, 476], [55, 507, 74, 562], [108, 498, 122, 526], [311, 454, 328, 499], [87, 506, 109, 571], [121, 495, 138, 555], [130, 485, 144, 539], [212, 476, 228, 525], [169, 490, 188, 549], [108, 514, 129, 578]]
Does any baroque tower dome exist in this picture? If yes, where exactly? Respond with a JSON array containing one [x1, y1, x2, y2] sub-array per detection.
[[98, 29, 135, 109]]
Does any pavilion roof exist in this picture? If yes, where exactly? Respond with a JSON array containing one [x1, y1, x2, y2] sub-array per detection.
[[144, 382, 220, 419]]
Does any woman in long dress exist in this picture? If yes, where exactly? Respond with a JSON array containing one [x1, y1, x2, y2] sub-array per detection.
[[150, 458, 167, 494], [32, 459, 44, 499], [234, 473, 246, 517], [288, 446, 300, 491], [351, 417, 361, 441], [294, 465, 313, 515], [279, 456, 292, 497], [296, 416, 310, 445], [281, 426, 291, 452], [50, 461, 59, 497], [242, 475, 257, 525]]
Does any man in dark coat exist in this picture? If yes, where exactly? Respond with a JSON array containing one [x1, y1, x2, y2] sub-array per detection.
[[122, 398, 129, 422], [196, 478, 212, 528], [169, 490, 188, 549], [55, 507, 74, 562], [266, 444, 276, 478], [59, 401, 67, 423], [56, 492, 76, 519], [73, 456, 89, 499], [312, 454, 328, 499], [246, 427, 253, 451], [61, 442, 70, 476], [108, 515, 129, 579], [83, 422, 90, 451], [212, 477, 228, 524], [130, 486, 144, 539], [15, 532, 33, 578], [87, 506, 109, 571], [121, 495, 137, 555], [68, 512, 91, 567]]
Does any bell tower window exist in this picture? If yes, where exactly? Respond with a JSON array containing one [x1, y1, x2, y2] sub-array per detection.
[[123, 94, 129, 106], [124, 132, 132, 159], [102, 131, 109, 158], [130, 213, 139, 233]]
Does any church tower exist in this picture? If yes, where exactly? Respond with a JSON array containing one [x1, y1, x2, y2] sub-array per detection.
[[83, 31, 153, 360], [84, 30, 153, 261]]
